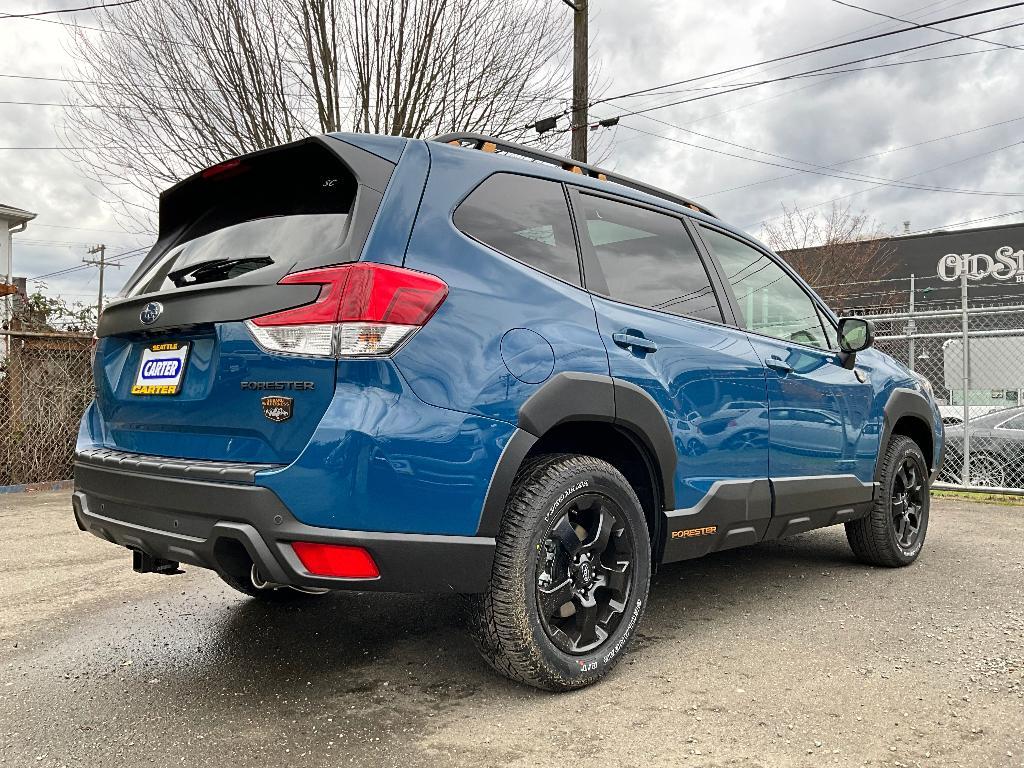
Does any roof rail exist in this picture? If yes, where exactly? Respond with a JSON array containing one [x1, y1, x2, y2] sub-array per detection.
[[430, 132, 716, 218]]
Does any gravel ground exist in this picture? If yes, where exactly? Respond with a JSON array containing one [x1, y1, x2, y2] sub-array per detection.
[[0, 490, 1021, 768]]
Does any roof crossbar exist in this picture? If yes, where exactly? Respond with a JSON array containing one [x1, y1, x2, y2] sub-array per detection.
[[430, 132, 716, 218]]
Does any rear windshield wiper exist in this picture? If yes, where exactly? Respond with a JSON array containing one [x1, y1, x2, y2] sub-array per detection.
[[168, 255, 273, 288]]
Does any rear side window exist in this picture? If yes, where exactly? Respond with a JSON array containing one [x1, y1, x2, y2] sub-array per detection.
[[579, 195, 723, 322], [454, 174, 581, 286]]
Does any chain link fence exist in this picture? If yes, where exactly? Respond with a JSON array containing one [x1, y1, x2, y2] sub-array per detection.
[[0, 330, 94, 486], [834, 272, 1024, 494]]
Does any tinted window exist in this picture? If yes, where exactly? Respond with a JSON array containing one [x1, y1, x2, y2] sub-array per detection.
[[454, 174, 581, 285], [580, 195, 722, 322], [127, 142, 355, 297], [700, 227, 828, 349]]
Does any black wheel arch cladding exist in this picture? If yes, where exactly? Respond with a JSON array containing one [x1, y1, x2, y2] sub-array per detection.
[[875, 387, 937, 483], [477, 372, 676, 537]]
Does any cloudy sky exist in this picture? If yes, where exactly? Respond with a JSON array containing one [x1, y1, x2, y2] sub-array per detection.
[[2, 0, 1023, 305]]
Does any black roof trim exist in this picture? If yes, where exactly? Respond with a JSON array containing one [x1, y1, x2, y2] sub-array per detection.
[[431, 132, 716, 218]]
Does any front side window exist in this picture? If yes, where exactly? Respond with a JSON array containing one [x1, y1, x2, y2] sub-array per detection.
[[700, 227, 828, 349], [580, 195, 723, 322], [453, 173, 581, 286]]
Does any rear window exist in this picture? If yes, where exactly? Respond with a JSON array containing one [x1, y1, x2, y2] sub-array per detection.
[[126, 143, 356, 297], [453, 173, 581, 286]]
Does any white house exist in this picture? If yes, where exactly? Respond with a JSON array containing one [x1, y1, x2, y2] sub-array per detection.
[[1, 203, 37, 358]]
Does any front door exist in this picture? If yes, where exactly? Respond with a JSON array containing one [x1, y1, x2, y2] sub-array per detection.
[[696, 225, 875, 532]]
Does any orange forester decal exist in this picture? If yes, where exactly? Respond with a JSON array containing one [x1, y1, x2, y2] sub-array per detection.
[[671, 526, 718, 539]]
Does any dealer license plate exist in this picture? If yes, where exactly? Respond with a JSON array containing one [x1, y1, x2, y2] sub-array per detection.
[[131, 342, 190, 396]]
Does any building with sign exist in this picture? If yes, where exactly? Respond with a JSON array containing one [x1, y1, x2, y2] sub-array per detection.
[[780, 220, 1024, 309], [780, 221, 1024, 416]]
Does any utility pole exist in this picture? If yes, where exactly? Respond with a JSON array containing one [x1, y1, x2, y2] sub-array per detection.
[[84, 244, 119, 316], [568, 0, 588, 162]]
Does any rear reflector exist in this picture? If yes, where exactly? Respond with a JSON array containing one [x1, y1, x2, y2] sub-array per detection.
[[246, 263, 447, 358], [291, 542, 380, 579]]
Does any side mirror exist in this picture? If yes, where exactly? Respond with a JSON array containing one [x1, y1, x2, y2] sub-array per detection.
[[837, 316, 875, 353]]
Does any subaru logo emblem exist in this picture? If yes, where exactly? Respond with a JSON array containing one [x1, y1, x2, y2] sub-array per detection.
[[140, 302, 163, 325]]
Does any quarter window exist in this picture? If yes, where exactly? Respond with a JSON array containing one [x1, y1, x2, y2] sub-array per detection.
[[580, 195, 723, 322], [700, 227, 828, 349], [454, 173, 581, 286]]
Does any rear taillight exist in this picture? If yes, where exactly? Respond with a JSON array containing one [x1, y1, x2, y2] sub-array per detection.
[[246, 263, 447, 358]]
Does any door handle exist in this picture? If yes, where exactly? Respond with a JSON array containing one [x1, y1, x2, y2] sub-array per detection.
[[612, 332, 658, 354], [766, 357, 793, 374]]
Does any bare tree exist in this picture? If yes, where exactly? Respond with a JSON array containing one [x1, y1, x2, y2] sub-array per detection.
[[329, 0, 568, 137], [62, 0, 304, 232], [762, 203, 897, 311], [61, 0, 577, 232]]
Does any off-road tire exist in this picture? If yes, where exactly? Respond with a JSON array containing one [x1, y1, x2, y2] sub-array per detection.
[[465, 453, 651, 691], [846, 435, 930, 567]]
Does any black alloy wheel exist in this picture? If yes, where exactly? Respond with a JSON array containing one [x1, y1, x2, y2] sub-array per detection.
[[891, 457, 925, 550], [536, 493, 634, 654]]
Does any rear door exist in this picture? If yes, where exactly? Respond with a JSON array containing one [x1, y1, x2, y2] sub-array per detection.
[[571, 189, 772, 559], [695, 225, 875, 522], [91, 137, 401, 464]]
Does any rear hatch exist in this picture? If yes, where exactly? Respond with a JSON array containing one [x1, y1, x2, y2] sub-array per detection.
[[93, 136, 398, 464]]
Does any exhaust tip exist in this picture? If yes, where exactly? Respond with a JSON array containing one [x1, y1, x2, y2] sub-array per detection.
[[250, 563, 328, 595]]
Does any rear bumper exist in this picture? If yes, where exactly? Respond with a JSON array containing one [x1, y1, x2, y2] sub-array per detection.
[[72, 452, 495, 593]]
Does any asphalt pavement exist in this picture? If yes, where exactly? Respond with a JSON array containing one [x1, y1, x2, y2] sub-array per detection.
[[1, 490, 1021, 767]]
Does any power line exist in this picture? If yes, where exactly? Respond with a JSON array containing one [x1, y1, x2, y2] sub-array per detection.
[[7, 6, 330, 66], [906, 208, 1024, 234], [615, 122, 1024, 197], [595, 2, 1024, 106], [0, 71, 354, 101], [578, 42, 1003, 105], [6, 6, 236, 56], [831, 0, 1024, 51], [599, 17, 1024, 124], [593, 50, 1024, 197], [696, 112, 1024, 198], [28, 246, 148, 281], [0, 0, 139, 20], [29, 222, 152, 235], [746, 140, 1024, 229], [519, 1, 1024, 133], [518, 14, 1024, 140]]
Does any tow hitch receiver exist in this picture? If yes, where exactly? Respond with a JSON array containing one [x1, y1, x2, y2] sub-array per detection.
[[132, 550, 184, 575]]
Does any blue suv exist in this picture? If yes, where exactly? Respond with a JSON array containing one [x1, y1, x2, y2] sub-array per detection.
[[74, 132, 943, 690]]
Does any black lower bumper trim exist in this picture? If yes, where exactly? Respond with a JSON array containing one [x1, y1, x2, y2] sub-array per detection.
[[72, 460, 495, 594]]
